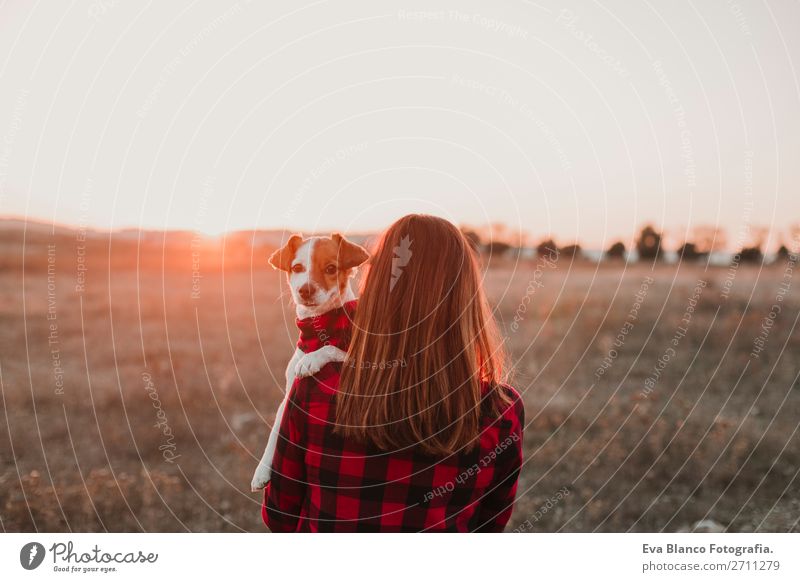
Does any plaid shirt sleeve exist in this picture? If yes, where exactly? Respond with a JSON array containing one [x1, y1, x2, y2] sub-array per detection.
[[262, 382, 307, 532], [473, 389, 525, 532]]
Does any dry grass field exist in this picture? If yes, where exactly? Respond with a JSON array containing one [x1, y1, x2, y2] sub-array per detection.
[[1, 226, 798, 532]]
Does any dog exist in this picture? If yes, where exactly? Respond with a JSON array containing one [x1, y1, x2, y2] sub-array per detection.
[[250, 232, 369, 491]]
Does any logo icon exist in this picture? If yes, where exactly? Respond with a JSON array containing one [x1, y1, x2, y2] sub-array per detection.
[[390, 235, 413, 291], [20, 542, 46, 570]]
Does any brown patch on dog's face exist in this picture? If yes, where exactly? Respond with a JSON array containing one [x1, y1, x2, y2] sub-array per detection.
[[310, 235, 369, 296], [268, 234, 303, 271], [310, 237, 343, 295]]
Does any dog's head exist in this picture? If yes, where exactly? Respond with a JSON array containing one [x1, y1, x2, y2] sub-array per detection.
[[269, 233, 369, 315]]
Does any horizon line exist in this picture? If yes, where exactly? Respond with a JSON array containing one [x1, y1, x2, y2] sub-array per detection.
[[1, 213, 795, 253]]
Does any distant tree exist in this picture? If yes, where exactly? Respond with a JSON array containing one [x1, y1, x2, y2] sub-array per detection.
[[559, 244, 583, 260], [486, 240, 511, 256], [636, 225, 663, 261], [677, 242, 705, 262], [692, 225, 727, 255], [775, 237, 799, 263], [605, 241, 626, 260], [490, 222, 508, 246], [738, 245, 764, 264], [536, 239, 559, 260], [775, 224, 800, 263]]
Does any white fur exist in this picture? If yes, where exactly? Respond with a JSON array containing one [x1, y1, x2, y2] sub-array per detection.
[[250, 347, 303, 491], [288, 240, 313, 304], [294, 344, 347, 376], [250, 238, 357, 492]]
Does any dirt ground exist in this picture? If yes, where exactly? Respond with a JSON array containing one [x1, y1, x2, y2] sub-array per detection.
[[1, 233, 798, 532]]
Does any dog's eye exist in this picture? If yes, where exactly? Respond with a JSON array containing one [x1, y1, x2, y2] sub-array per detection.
[[291, 264, 305, 273], [324, 264, 337, 275]]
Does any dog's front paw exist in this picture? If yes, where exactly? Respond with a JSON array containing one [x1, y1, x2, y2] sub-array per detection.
[[251, 464, 271, 492], [294, 352, 326, 378]]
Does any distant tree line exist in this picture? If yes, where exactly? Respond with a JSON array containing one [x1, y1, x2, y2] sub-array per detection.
[[461, 223, 799, 266]]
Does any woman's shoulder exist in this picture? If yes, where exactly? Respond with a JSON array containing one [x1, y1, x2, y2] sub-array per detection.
[[497, 382, 521, 402], [481, 382, 524, 428], [499, 383, 524, 426]]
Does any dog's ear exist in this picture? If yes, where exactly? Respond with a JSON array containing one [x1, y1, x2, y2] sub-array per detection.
[[332, 233, 369, 269], [268, 234, 303, 271]]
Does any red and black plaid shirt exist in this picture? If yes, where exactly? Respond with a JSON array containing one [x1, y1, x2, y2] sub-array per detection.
[[262, 302, 524, 532]]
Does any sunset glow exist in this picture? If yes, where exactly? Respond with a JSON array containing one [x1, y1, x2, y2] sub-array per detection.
[[0, 1, 797, 249]]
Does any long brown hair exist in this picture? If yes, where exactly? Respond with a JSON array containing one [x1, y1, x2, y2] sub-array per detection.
[[335, 214, 509, 456]]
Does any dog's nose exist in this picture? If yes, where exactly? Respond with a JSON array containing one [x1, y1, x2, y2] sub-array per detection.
[[298, 284, 315, 300]]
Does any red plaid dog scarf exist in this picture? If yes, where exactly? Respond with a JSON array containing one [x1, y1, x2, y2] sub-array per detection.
[[295, 300, 357, 354]]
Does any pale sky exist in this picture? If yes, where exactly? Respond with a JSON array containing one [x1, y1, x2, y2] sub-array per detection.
[[0, 0, 798, 249]]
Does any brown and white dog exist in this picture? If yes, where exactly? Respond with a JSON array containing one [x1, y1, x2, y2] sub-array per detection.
[[250, 233, 369, 491]]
